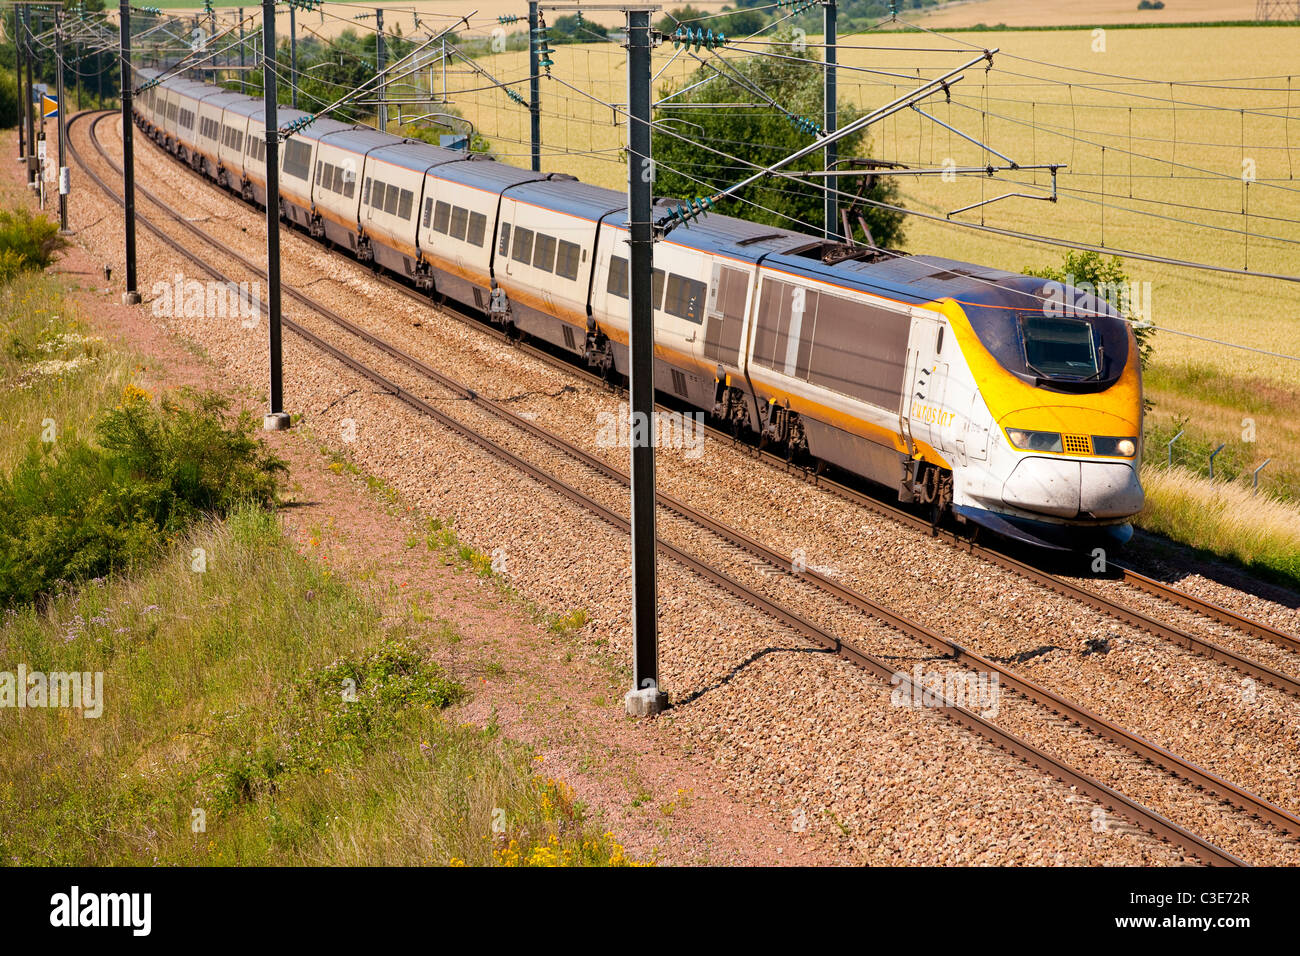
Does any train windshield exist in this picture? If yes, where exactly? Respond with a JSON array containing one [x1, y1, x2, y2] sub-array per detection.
[[1020, 315, 1099, 380]]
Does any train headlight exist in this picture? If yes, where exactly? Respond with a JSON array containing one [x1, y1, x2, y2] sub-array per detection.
[[1005, 429, 1063, 453], [1093, 436, 1138, 458]]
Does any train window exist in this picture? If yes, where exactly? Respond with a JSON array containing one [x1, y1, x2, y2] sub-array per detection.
[[498, 223, 511, 257], [234, 131, 243, 153], [422, 198, 433, 229], [936, 326, 944, 355], [384, 186, 401, 217], [370, 181, 385, 210], [806, 293, 909, 409], [704, 265, 749, 365], [342, 168, 354, 198], [362, 178, 371, 206], [1019, 314, 1099, 378], [653, 269, 666, 310], [433, 201, 451, 234], [449, 206, 468, 241], [664, 274, 707, 324], [555, 240, 580, 280], [315, 161, 323, 185], [397, 189, 413, 220], [467, 211, 487, 247], [752, 279, 815, 377], [533, 234, 556, 272], [283, 139, 312, 180], [607, 256, 628, 298], [511, 227, 534, 264]]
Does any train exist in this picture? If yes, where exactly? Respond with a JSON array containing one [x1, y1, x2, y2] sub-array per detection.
[[130, 68, 1145, 551]]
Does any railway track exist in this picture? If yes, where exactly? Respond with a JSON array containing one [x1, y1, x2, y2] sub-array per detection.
[[71, 109, 1300, 865], [108, 113, 1300, 692]]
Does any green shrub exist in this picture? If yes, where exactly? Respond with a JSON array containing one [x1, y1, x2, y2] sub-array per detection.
[[0, 70, 17, 131], [0, 208, 67, 280], [0, 387, 285, 605]]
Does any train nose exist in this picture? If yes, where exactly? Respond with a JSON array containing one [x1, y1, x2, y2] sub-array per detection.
[[1001, 456, 1144, 519]]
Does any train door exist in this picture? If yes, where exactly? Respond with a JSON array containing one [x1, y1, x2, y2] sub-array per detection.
[[653, 267, 706, 366], [361, 165, 376, 230], [964, 392, 991, 461], [908, 313, 954, 460], [704, 262, 751, 373]]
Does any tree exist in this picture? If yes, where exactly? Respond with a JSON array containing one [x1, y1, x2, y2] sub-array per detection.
[[651, 38, 905, 248], [656, 6, 765, 37], [0, 69, 17, 129], [551, 15, 608, 44], [1024, 249, 1156, 370]]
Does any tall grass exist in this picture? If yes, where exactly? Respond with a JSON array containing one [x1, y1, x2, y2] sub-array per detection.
[[0, 507, 638, 866], [0, 268, 635, 866], [0, 272, 135, 475], [1136, 464, 1300, 588]]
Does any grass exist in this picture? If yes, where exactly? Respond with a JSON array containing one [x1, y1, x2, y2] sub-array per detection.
[[0, 272, 132, 476], [1143, 360, 1300, 503], [0, 506, 639, 865], [0, 261, 636, 866], [1135, 464, 1300, 588]]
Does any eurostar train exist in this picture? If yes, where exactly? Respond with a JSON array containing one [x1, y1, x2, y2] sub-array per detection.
[[132, 69, 1144, 550]]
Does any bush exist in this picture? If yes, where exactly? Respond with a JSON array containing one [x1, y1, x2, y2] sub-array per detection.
[[0, 208, 67, 281], [0, 387, 285, 605], [0, 70, 18, 130]]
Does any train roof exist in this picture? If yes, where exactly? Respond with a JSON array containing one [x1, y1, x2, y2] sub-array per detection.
[[316, 128, 405, 154], [287, 116, 353, 143], [223, 99, 269, 120], [507, 177, 625, 220], [767, 252, 1025, 308], [654, 203, 808, 263], [367, 140, 466, 173], [431, 156, 545, 194], [168, 80, 224, 100], [199, 91, 257, 110]]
